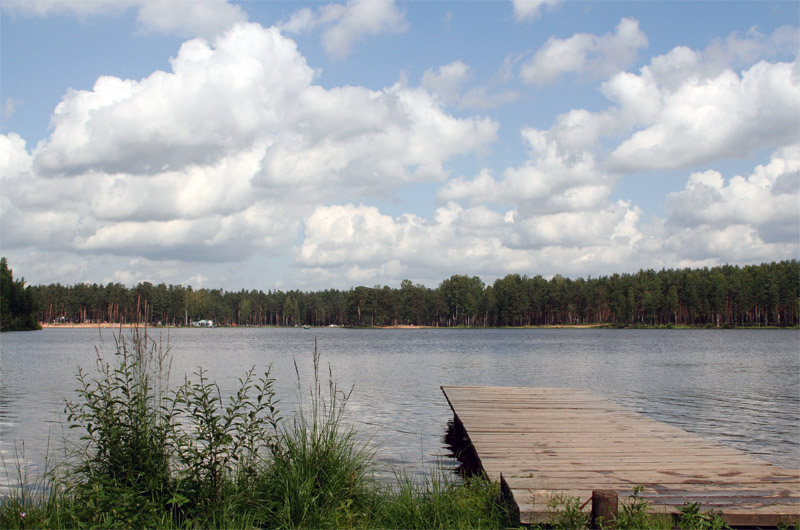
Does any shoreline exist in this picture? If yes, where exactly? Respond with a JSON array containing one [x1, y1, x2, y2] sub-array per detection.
[[39, 323, 798, 330]]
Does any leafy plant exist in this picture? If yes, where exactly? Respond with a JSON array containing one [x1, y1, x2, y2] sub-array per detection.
[[610, 485, 653, 529], [171, 365, 280, 510], [546, 494, 590, 530], [2, 332, 519, 529], [62, 329, 177, 527], [677, 501, 731, 530]]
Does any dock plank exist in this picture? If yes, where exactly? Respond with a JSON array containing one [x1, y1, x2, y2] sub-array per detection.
[[441, 386, 800, 527]]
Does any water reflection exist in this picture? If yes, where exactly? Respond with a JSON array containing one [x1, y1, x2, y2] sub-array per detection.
[[441, 418, 481, 478]]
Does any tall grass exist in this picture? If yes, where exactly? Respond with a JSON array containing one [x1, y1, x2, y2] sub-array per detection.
[[0, 329, 516, 529]]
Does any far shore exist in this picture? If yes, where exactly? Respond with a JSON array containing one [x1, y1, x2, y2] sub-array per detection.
[[39, 322, 798, 330], [41, 323, 604, 330]]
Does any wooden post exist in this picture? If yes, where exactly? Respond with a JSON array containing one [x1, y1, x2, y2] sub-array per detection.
[[591, 489, 618, 529]]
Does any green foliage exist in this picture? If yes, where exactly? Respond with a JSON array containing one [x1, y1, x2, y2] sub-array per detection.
[[612, 485, 672, 530], [677, 501, 731, 530], [55, 328, 284, 527], [777, 518, 800, 530], [24, 259, 800, 328], [547, 495, 589, 530], [373, 470, 516, 529], [2, 332, 517, 529], [171, 365, 280, 509], [62, 329, 176, 527], [253, 339, 373, 528], [0, 257, 41, 331]]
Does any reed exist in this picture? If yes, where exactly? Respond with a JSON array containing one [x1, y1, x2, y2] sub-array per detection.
[[0, 330, 516, 529]]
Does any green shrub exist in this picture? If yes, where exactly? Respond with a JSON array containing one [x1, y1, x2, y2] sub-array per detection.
[[62, 329, 177, 527], [171, 365, 280, 516], [375, 469, 515, 529], [252, 339, 374, 528], [677, 501, 731, 530], [2, 331, 516, 530]]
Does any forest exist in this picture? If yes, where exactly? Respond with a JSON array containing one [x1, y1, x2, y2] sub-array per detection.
[[14, 260, 799, 329], [0, 257, 41, 331]]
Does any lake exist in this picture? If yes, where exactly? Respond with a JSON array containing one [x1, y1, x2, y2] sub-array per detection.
[[1, 327, 798, 489]]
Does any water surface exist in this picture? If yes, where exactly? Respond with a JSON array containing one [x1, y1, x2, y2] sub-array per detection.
[[1, 327, 798, 486]]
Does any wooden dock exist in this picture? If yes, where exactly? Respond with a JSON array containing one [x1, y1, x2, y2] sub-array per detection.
[[441, 386, 800, 527]]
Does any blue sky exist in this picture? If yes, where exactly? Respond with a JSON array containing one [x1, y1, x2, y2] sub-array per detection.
[[1, 0, 798, 291]]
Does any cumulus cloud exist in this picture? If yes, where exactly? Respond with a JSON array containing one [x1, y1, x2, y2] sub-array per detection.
[[520, 17, 648, 84], [296, 202, 516, 286], [257, 84, 498, 195], [2, 22, 497, 270], [512, 0, 563, 22], [665, 145, 800, 248], [440, 127, 613, 215], [135, 0, 248, 39], [3, 5, 798, 290], [703, 25, 800, 72], [280, 0, 408, 59], [295, 145, 799, 287], [293, 122, 646, 285], [421, 59, 520, 110], [35, 24, 312, 177], [518, 25, 800, 173], [421, 61, 471, 106], [1, 0, 247, 39], [605, 57, 800, 171], [294, 198, 647, 288]]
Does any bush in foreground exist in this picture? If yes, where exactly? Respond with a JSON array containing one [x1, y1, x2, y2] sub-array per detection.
[[0, 330, 516, 529]]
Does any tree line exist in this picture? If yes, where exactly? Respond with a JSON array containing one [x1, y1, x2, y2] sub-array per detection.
[[19, 260, 799, 328], [0, 257, 41, 331]]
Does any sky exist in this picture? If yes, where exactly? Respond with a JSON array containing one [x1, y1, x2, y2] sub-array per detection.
[[1, 0, 798, 292]]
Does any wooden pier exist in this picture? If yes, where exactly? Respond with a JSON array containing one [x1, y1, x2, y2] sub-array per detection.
[[441, 386, 800, 527]]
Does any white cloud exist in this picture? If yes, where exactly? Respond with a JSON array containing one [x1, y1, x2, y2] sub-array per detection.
[[295, 145, 799, 287], [34, 23, 314, 177], [520, 17, 648, 84], [0, 0, 247, 39], [295, 202, 516, 286], [421, 59, 520, 110], [257, 83, 498, 194], [704, 25, 800, 72], [665, 145, 800, 247], [440, 127, 612, 215], [294, 198, 647, 288], [135, 0, 248, 39], [512, 0, 563, 22], [3, 6, 798, 291], [421, 61, 471, 105], [0, 133, 31, 177], [3, 22, 497, 271], [517, 26, 800, 174], [280, 0, 408, 59], [606, 58, 800, 171]]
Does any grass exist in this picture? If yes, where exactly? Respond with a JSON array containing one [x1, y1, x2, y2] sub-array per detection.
[[0, 330, 517, 529]]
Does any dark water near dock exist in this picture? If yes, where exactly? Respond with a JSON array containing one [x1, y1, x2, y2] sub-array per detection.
[[1, 327, 798, 488]]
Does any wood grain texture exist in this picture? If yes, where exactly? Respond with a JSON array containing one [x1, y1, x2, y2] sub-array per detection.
[[441, 386, 799, 527]]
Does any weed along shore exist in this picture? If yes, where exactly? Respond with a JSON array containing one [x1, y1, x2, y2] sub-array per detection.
[[0, 330, 515, 529]]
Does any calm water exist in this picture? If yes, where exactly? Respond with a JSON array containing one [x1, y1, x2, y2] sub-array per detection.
[[1, 327, 798, 487]]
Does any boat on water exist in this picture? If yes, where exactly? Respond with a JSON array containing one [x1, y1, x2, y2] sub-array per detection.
[[191, 319, 214, 328]]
